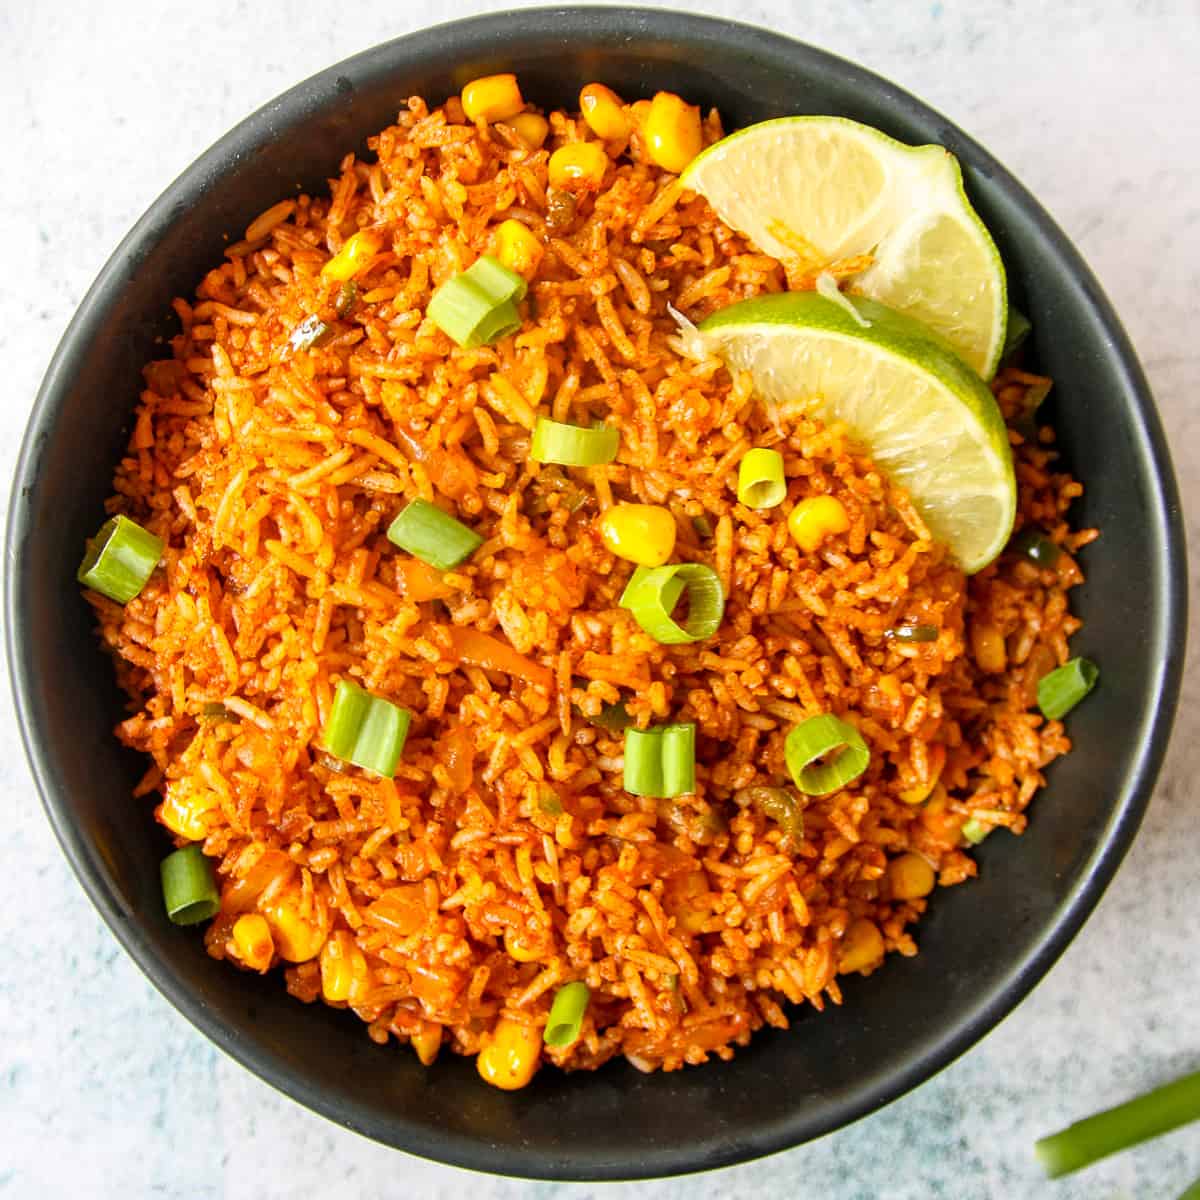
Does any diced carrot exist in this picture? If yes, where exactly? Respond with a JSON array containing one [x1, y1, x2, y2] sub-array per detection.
[[446, 626, 553, 690], [396, 556, 454, 602]]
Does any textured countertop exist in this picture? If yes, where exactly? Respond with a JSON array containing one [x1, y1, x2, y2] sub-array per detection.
[[2, 2, 1198, 1196]]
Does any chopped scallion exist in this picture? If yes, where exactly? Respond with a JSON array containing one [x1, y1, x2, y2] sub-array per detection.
[[737, 447, 787, 509], [618, 563, 725, 645], [287, 314, 332, 353], [785, 714, 870, 796], [77, 514, 164, 604], [961, 817, 992, 845], [623, 723, 696, 798], [427, 255, 526, 347], [160, 844, 220, 926], [537, 786, 564, 816], [335, 280, 359, 317], [543, 980, 590, 1047], [1011, 527, 1061, 567], [1001, 305, 1032, 363], [885, 623, 939, 644], [1037, 657, 1098, 720], [530, 417, 619, 467], [1035, 1067, 1200, 1179], [323, 679, 411, 778], [590, 698, 633, 733], [387, 498, 482, 571]]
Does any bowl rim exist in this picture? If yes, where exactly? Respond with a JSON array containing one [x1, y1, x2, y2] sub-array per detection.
[[6, 5, 1188, 1180]]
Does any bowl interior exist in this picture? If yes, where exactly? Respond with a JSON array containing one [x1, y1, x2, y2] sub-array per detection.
[[7, 8, 1184, 1181]]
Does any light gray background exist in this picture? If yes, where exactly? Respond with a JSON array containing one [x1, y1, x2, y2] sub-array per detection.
[[2, 2, 1197, 1197]]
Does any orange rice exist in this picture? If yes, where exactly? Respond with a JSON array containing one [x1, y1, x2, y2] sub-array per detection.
[[88, 89, 1095, 1083]]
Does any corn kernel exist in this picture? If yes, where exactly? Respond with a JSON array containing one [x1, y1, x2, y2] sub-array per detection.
[[264, 895, 326, 963], [838, 918, 885, 975], [461, 73, 524, 124], [598, 502, 677, 566], [898, 744, 946, 805], [788, 495, 850, 553], [505, 928, 543, 963], [548, 141, 609, 191], [158, 786, 220, 841], [971, 621, 1007, 674], [231, 913, 274, 973], [643, 91, 703, 174], [494, 218, 544, 278], [580, 83, 631, 142], [509, 111, 549, 150], [888, 852, 936, 900], [321, 230, 382, 282], [411, 1022, 443, 1066], [319, 929, 369, 1002], [476, 1015, 542, 1090]]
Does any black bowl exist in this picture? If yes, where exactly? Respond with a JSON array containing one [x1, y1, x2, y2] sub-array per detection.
[[6, 7, 1186, 1180]]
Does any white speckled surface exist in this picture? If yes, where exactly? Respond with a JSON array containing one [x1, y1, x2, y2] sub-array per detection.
[[2, 2, 1199, 1196]]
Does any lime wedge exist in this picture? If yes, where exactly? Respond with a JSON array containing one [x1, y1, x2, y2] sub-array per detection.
[[699, 291, 1016, 572], [680, 116, 1007, 378]]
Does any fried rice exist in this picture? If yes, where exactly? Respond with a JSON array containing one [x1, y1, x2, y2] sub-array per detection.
[[87, 88, 1096, 1085]]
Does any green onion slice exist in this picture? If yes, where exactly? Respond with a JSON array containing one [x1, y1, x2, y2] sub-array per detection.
[[530, 417, 619, 467], [335, 280, 359, 317], [961, 817, 992, 845], [619, 563, 725, 645], [737, 447, 787, 509], [323, 679, 412, 778], [785, 714, 870, 796], [427, 255, 526, 348], [160, 844, 220, 926], [736, 785, 804, 840], [1037, 657, 1098, 720], [1179, 1176, 1200, 1200], [1011, 527, 1061, 567], [537, 786, 564, 816], [624, 723, 696, 798], [1035, 1067, 1200, 1180], [1001, 306, 1032, 363], [287, 314, 332, 353], [589, 698, 633, 733], [200, 701, 237, 725], [77, 514, 164, 604], [691, 514, 713, 540], [543, 980, 590, 1047], [387, 498, 482, 571], [885, 623, 939, 644]]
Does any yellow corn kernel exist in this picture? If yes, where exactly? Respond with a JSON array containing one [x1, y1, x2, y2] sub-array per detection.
[[231, 913, 274, 973], [548, 141, 609, 191], [321, 230, 382, 282], [643, 91, 703, 174], [461, 73, 524, 124], [319, 929, 369, 1002], [264, 896, 326, 963], [971, 621, 1007, 674], [158, 786, 220, 842], [898, 744, 947, 805], [411, 1021, 443, 1067], [598, 502, 677, 567], [580, 83, 631, 142], [476, 1016, 542, 1090], [788, 495, 850, 553], [838, 918, 885, 975], [505, 928, 543, 963], [888, 852, 936, 900], [509, 111, 549, 150], [494, 219, 544, 278]]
